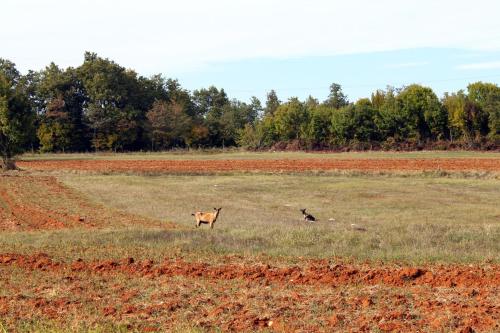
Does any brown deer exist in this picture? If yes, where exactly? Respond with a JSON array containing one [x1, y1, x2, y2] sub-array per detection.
[[192, 207, 222, 229]]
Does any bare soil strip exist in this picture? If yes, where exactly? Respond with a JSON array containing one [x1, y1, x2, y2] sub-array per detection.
[[18, 158, 500, 173], [0, 253, 499, 332], [1, 253, 499, 289], [0, 175, 172, 231]]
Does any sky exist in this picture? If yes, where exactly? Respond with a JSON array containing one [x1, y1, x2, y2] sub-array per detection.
[[2, 0, 500, 103]]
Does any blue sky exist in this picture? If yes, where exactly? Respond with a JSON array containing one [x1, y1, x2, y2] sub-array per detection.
[[176, 48, 500, 103], [2, 0, 500, 103]]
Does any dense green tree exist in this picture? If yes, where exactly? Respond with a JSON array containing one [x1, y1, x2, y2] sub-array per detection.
[[305, 105, 333, 148], [215, 99, 261, 147], [1, 53, 499, 153], [305, 95, 319, 109], [372, 87, 409, 141], [192, 86, 229, 118], [0, 59, 21, 84], [249, 96, 263, 121], [35, 64, 88, 151], [238, 114, 278, 149], [371, 89, 386, 109], [237, 123, 260, 149], [442, 91, 468, 141], [0, 71, 35, 169], [264, 90, 280, 116], [467, 82, 500, 140], [192, 86, 230, 146], [331, 99, 379, 144], [78, 52, 149, 151], [324, 83, 349, 109], [16, 70, 41, 151], [273, 98, 308, 142], [397, 84, 448, 141]]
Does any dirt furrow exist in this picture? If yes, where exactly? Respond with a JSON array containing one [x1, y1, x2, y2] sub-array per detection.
[[0, 175, 174, 231], [1, 253, 499, 289], [18, 158, 500, 173]]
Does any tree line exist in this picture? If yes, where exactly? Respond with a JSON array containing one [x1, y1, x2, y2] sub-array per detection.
[[1, 52, 499, 167]]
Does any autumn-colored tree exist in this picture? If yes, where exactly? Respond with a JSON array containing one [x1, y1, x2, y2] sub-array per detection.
[[35, 64, 88, 152], [146, 100, 191, 150]]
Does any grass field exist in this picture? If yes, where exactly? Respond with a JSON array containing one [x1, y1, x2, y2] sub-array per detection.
[[53, 173, 500, 264], [1, 151, 499, 332]]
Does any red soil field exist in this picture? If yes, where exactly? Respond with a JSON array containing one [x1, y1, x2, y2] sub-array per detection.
[[18, 158, 500, 173], [0, 252, 499, 332]]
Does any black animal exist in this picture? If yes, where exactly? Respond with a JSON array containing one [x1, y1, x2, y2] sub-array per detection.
[[300, 208, 316, 222]]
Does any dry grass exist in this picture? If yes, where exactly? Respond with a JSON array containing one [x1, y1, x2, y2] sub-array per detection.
[[35, 173, 499, 264]]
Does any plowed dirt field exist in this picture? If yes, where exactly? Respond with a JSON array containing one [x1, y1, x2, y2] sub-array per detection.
[[0, 252, 499, 332], [18, 158, 500, 173]]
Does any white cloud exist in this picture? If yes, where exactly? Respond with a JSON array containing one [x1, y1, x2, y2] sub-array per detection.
[[385, 62, 429, 69], [2, 0, 500, 74], [456, 61, 500, 70]]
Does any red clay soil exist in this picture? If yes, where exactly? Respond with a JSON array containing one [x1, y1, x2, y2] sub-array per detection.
[[0, 175, 171, 231], [1, 252, 499, 332], [18, 158, 500, 173], [0, 175, 89, 231], [1, 253, 499, 289]]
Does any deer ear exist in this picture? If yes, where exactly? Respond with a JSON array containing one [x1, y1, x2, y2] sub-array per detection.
[[214, 208, 217, 210]]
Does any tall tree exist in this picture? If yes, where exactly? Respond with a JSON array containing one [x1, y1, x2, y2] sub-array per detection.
[[36, 63, 88, 152], [264, 90, 280, 116], [330, 99, 379, 144], [192, 86, 229, 118], [305, 95, 319, 109], [249, 96, 263, 121], [146, 100, 191, 150], [305, 104, 333, 148], [0, 59, 21, 85], [273, 98, 308, 141], [397, 84, 448, 141], [467, 82, 500, 140], [78, 52, 146, 151], [442, 91, 468, 141], [0, 71, 35, 169], [324, 83, 349, 109], [192, 86, 230, 146], [373, 87, 407, 141]]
